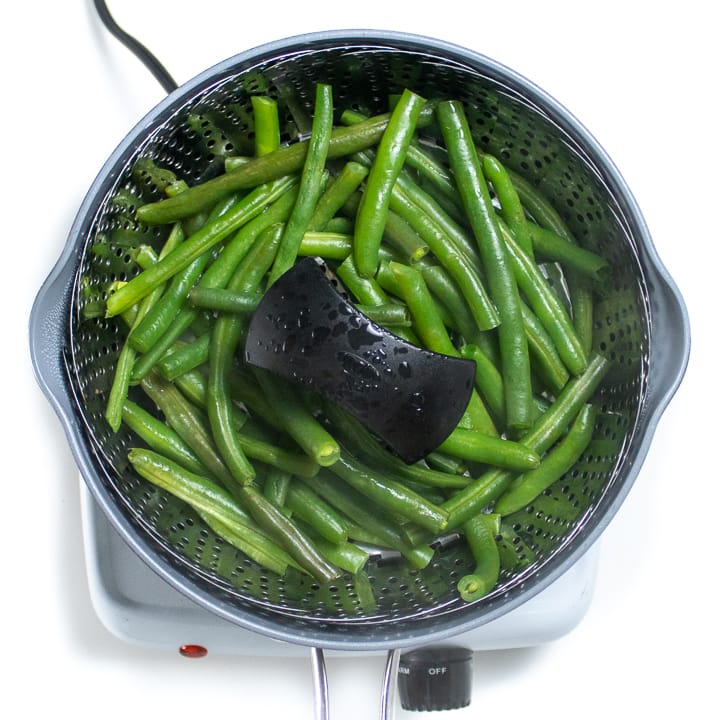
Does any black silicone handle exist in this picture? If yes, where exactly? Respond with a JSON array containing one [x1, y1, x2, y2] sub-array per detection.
[[243, 258, 475, 464]]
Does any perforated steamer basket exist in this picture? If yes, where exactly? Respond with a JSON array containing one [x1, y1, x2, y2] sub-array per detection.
[[30, 30, 689, 654]]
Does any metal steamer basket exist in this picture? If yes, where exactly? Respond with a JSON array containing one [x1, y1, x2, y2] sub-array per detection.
[[30, 29, 689, 711]]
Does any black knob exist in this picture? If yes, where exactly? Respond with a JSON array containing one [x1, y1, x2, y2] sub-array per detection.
[[397, 646, 473, 712]]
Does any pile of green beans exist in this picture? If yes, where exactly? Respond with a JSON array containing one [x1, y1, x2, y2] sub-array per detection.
[[101, 84, 612, 603]]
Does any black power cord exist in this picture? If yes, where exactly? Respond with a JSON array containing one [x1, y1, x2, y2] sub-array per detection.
[[93, 0, 178, 94]]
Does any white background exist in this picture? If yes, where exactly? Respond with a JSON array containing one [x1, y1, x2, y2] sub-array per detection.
[[5, 1, 717, 718]]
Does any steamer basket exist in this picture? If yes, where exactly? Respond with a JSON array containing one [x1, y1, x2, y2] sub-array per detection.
[[30, 30, 689, 652]]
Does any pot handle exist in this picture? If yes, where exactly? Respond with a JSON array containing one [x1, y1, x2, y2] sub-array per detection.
[[310, 647, 401, 720]]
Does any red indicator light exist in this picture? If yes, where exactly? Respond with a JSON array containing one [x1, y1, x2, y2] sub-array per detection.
[[179, 644, 208, 658]]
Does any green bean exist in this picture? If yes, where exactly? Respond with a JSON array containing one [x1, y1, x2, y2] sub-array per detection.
[[307, 160, 369, 231], [460, 344, 549, 425], [527, 223, 611, 285], [297, 231, 352, 260], [207, 224, 284, 487], [424, 451, 468, 477], [393, 171, 482, 268], [111, 288, 137, 326], [438, 428, 540, 472], [251, 95, 281, 156], [387, 262, 456, 354], [168, 366, 247, 431], [328, 451, 449, 534], [128, 448, 295, 576], [157, 334, 210, 381], [294, 523, 369, 575], [105, 342, 138, 432], [263, 467, 291, 509], [268, 84, 334, 285], [437, 99, 533, 433], [457, 513, 501, 602], [307, 473, 434, 570], [323, 216, 354, 234], [417, 261, 484, 345], [188, 286, 261, 314], [494, 404, 597, 516], [126, 194, 239, 353], [127, 188, 300, 380], [483, 154, 534, 257], [285, 481, 349, 544], [498, 165, 596, 355], [134, 244, 160, 269], [234, 431, 319, 478], [381, 210, 432, 264], [499, 221, 588, 376], [353, 89, 426, 278], [519, 301, 571, 394], [121, 399, 206, 475], [139, 370, 242, 497], [388, 183, 499, 331], [341, 106, 463, 220], [336, 253, 390, 306], [388, 260, 498, 436], [339, 108, 370, 125], [337, 254, 423, 341], [569, 279, 595, 358], [252, 368, 340, 467], [341, 170, 431, 265], [199, 510, 302, 576], [105, 230, 185, 429], [129, 311, 196, 383], [346, 519, 435, 570], [459, 344, 506, 427], [172, 368, 210, 408], [136, 109, 433, 224], [320, 400, 471, 490], [520, 354, 607, 454], [200, 185, 299, 290], [107, 176, 298, 317], [441, 353, 609, 529], [127, 251, 210, 353], [236, 483, 341, 582], [404, 143, 463, 214], [355, 302, 411, 328]]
